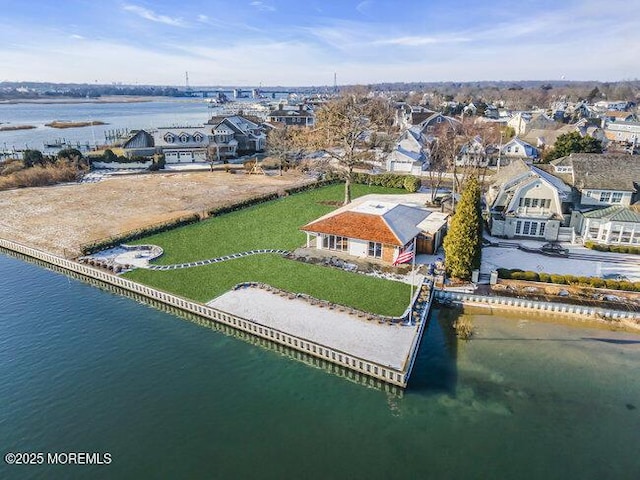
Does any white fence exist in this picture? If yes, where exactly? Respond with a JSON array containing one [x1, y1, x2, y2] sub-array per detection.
[[0, 238, 413, 387]]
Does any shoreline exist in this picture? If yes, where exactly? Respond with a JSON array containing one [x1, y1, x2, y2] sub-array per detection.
[[0, 95, 159, 105], [0, 237, 420, 389]]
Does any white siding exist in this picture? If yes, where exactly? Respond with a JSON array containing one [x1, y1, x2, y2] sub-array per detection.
[[349, 239, 368, 257]]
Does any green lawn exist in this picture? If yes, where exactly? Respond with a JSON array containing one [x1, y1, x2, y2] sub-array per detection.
[[124, 183, 412, 316]]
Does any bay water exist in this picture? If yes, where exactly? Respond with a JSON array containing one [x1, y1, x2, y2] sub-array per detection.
[[1, 252, 639, 479]]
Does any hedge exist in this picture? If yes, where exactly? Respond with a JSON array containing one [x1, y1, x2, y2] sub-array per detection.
[[325, 171, 422, 192], [496, 268, 640, 292], [584, 241, 640, 255], [207, 192, 281, 217]]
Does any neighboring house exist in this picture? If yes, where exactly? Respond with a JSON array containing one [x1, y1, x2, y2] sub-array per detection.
[[572, 206, 640, 246], [602, 111, 637, 123], [386, 127, 428, 173], [500, 137, 539, 163], [550, 153, 639, 207], [209, 115, 265, 154], [301, 195, 449, 262], [154, 127, 210, 163], [593, 100, 631, 112], [456, 138, 490, 167], [394, 104, 436, 129], [604, 121, 640, 152], [508, 112, 556, 136], [487, 160, 573, 241], [122, 130, 155, 158], [417, 113, 461, 135], [266, 104, 315, 127]]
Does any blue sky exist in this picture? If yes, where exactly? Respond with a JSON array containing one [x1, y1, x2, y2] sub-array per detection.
[[0, 0, 638, 86]]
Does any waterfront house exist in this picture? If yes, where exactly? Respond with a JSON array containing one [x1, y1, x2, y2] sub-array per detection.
[[154, 127, 210, 163], [487, 160, 573, 241], [207, 115, 266, 155], [301, 195, 449, 263], [266, 104, 315, 127], [122, 129, 155, 158], [572, 205, 640, 246]]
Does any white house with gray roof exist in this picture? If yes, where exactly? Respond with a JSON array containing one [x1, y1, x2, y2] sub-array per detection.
[[487, 160, 573, 241], [573, 206, 640, 246]]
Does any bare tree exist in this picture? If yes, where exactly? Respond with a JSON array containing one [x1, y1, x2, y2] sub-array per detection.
[[307, 91, 395, 205], [266, 125, 304, 176]]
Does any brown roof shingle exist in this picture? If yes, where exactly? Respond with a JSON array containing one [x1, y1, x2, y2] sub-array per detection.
[[301, 211, 402, 246]]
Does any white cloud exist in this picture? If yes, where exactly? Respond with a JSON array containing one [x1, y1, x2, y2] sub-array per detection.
[[250, 1, 275, 12], [122, 4, 188, 27], [375, 35, 470, 46], [69, 34, 85, 40]]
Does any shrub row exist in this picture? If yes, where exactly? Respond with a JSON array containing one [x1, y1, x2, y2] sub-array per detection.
[[207, 192, 281, 217], [325, 172, 422, 193], [496, 268, 640, 292], [80, 214, 201, 255], [283, 179, 340, 196], [584, 241, 640, 255]]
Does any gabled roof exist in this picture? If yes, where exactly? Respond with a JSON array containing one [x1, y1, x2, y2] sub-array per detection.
[[582, 205, 640, 223]]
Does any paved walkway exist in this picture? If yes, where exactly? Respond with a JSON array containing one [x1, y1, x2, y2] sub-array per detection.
[[146, 249, 289, 270]]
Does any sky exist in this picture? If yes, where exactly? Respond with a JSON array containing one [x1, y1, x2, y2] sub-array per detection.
[[0, 0, 639, 86]]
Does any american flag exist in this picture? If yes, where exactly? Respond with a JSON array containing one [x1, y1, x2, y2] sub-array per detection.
[[393, 242, 415, 266]]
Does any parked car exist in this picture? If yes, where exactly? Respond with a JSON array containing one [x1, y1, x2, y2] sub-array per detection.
[[540, 243, 569, 257]]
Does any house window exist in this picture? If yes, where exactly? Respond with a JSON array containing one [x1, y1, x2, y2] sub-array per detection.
[[193, 133, 204, 142], [599, 191, 612, 203], [164, 133, 175, 143], [368, 242, 382, 258], [322, 235, 347, 251], [524, 198, 531, 207], [516, 220, 545, 237], [179, 133, 189, 143], [531, 198, 539, 207], [611, 192, 623, 203]]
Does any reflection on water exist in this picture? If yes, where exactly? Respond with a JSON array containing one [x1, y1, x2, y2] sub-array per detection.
[[1, 252, 640, 480]]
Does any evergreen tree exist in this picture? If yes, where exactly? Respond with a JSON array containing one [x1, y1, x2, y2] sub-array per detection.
[[543, 131, 602, 161], [443, 176, 482, 279]]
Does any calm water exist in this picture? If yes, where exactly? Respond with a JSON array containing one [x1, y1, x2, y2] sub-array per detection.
[[1, 252, 639, 479], [0, 99, 212, 151]]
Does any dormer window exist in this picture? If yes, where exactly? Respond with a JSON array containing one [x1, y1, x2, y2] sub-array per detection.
[[193, 132, 204, 142], [164, 133, 175, 143], [179, 133, 190, 143]]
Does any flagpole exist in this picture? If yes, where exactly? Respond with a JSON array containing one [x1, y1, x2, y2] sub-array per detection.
[[409, 237, 417, 323]]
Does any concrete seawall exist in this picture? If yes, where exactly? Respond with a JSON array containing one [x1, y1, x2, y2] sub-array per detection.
[[436, 290, 640, 322], [0, 238, 428, 389]]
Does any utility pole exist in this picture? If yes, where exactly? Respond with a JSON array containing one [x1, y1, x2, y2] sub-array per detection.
[[185, 71, 190, 91]]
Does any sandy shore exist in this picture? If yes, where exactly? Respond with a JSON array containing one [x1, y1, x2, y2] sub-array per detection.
[[207, 288, 419, 370]]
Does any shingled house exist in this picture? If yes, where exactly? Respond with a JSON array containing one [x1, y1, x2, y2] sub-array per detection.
[[301, 195, 448, 263]]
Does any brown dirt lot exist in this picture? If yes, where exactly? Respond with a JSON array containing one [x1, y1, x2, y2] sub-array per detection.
[[0, 170, 311, 257]]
